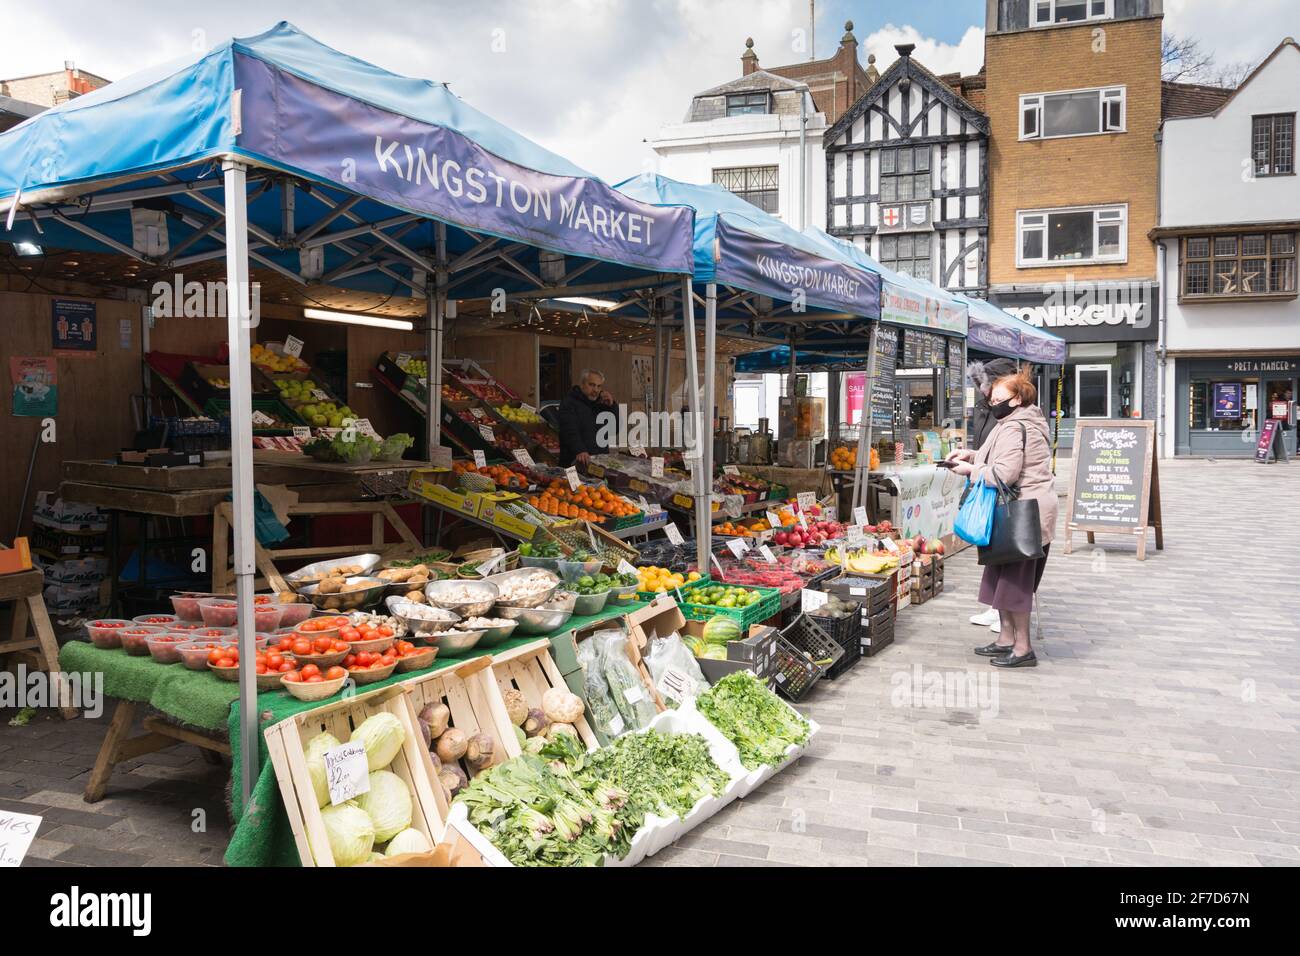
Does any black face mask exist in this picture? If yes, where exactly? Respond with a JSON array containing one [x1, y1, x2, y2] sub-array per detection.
[[990, 399, 1017, 420]]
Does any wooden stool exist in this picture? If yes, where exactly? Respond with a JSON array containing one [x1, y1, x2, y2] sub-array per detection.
[[0, 568, 78, 719]]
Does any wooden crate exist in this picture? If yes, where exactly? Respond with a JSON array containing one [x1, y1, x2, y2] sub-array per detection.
[[264, 683, 448, 867], [404, 656, 522, 781], [488, 639, 600, 751]]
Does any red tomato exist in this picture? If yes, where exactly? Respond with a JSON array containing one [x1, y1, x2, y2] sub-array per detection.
[[306, 675, 324, 684], [267, 653, 285, 670], [313, 636, 333, 654], [332, 640, 348, 652], [255, 663, 267, 675], [377, 626, 394, 638], [342, 654, 357, 668], [292, 640, 312, 657], [208, 648, 225, 665], [324, 666, 346, 680], [282, 670, 302, 682], [340, 626, 359, 642], [300, 663, 321, 679], [357, 626, 375, 640], [277, 661, 296, 673]]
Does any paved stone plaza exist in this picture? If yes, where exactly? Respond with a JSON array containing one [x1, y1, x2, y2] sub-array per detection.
[[2, 458, 1297, 867]]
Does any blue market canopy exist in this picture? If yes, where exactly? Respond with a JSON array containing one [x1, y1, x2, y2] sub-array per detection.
[[959, 293, 1066, 364], [0, 22, 695, 301], [615, 174, 881, 346], [734, 345, 869, 373]]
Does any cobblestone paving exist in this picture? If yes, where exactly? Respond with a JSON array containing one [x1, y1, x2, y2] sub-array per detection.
[[648, 459, 1300, 867], [2, 459, 1296, 867]]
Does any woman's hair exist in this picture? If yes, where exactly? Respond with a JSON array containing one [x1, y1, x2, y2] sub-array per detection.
[[992, 368, 1038, 406]]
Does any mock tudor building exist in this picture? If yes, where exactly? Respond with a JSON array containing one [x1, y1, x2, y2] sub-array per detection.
[[1153, 38, 1299, 459], [824, 43, 990, 295], [984, 0, 1164, 449]]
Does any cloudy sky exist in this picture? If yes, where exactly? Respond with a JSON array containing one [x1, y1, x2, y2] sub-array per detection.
[[2, 0, 1293, 180]]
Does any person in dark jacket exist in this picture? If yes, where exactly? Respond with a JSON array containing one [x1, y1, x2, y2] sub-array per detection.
[[964, 357, 1018, 630], [558, 369, 613, 467], [968, 357, 1019, 452]]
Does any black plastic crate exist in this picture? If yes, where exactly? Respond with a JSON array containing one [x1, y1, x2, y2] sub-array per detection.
[[770, 636, 825, 701], [859, 624, 894, 657], [780, 614, 844, 670], [810, 603, 865, 679]]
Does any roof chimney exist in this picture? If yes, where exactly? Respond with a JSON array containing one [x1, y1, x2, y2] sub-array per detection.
[[742, 37, 759, 76], [894, 43, 915, 59]]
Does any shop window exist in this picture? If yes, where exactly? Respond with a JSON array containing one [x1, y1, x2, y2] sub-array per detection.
[[1020, 87, 1124, 140], [713, 165, 778, 214], [1181, 231, 1298, 298], [1031, 0, 1112, 27], [725, 92, 769, 117], [1075, 365, 1110, 418], [1017, 205, 1126, 266], [879, 146, 931, 203], [1190, 380, 1256, 432], [1252, 114, 1295, 177], [880, 233, 932, 280]]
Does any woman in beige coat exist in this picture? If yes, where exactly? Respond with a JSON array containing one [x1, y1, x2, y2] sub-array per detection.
[[946, 369, 1056, 668]]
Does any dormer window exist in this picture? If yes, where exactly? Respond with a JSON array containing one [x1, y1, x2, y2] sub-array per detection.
[[1031, 0, 1111, 26], [726, 92, 768, 116]]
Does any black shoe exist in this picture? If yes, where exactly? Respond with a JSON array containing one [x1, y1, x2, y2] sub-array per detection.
[[974, 641, 1016, 657], [990, 650, 1037, 668]]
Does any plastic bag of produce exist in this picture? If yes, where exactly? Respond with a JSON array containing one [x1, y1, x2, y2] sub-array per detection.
[[596, 630, 657, 732], [576, 636, 626, 738], [645, 631, 710, 709]]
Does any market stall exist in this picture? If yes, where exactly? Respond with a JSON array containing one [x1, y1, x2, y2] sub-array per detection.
[[0, 22, 698, 802]]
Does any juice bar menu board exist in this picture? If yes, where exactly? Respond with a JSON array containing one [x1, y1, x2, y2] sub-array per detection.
[[946, 339, 965, 416], [901, 330, 949, 369], [869, 325, 898, 437], [1067, 421, 1153, 529]]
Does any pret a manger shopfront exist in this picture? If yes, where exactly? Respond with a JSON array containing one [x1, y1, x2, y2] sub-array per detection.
[[1173, 355, 1298, 458]]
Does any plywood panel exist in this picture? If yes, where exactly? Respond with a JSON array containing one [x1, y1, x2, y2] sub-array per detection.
[[1, 291, 143, 536]]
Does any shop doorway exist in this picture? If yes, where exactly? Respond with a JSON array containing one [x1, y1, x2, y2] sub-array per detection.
[[538, 346, 571, 403], [1076, 365, 1111, 418], [1265, 378, 1297, 457]]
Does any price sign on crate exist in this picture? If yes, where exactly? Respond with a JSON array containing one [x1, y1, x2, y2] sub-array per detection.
[[766, 510, 782, 531], [617, 559, 638, 577], [565, 466, 581, 491], [283, 335, 305, 358], [396, 352, 411, 370], [311, 389, 329, 401], [853, 506, 869, 526], [800, 588, 829, 614], [478, 425, 495, 443], [758, 544, 777, 564], [472, 450, 487, 468], [292, 426, 311, 441], [470, 408, 485, 419], [725, 537, 749, 558], [324, 742, 369, 806], [651, 456, 664, 478], [797, 491, 816, 513], [664, 522, 684, 545], [251, 410, 274, 426], [722, 465, 739, 476], [512, 448, 535, 467]]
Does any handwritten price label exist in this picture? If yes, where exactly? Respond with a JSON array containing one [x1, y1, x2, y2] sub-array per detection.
[[282, 335, 304, 358], [478, 425, 495, 443], [722, 465, 739, 476], [758, 545, 777, 564], [512, 448, 535, 467], [800, 589, 829, 613], [725, 537, 749, 558], [324, 742, 370, 806], [651, 456, 664, 478], [472, 450, 487, 468], [0, 810, 42, 867], [565, 467, 581, 491], [853, 506, 869, 526], [664, 522, 684, 545]]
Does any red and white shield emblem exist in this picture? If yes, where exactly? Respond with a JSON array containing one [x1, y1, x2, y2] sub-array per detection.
[[881, 206, 900, 227]]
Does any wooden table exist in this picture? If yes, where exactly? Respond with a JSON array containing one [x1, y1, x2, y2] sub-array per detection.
[[86, 702, 230, 802], [59, 459, 432, 605], [0, 567, 77, 719]]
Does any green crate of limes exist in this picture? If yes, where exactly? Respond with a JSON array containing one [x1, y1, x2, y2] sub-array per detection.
[[676, 582, 781, 627]]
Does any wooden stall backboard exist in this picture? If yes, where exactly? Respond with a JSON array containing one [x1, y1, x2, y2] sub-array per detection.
[[1063, 419, 1163, 560]]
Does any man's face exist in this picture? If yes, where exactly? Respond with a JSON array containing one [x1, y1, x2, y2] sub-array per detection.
[[580, 375, 604, 401]]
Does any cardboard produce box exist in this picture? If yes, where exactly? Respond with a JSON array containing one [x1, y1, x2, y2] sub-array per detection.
[[625, 595, 776, 687]]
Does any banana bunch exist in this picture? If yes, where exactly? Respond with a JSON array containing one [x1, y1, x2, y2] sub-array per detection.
[[825, 546, 899, 574]]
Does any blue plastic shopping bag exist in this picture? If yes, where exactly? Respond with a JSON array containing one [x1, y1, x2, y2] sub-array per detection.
[[953, 478, 996, 546]]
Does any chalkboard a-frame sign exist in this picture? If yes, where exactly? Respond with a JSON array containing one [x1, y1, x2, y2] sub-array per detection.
[[1063, 419, 1164, 561]]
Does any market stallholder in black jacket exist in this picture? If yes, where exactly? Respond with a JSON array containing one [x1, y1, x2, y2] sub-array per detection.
[[557, 372, 614, 467]]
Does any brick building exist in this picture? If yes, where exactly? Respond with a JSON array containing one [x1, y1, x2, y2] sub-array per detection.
[[0, 63, 110, 108], [984, 0, 1165, 447]]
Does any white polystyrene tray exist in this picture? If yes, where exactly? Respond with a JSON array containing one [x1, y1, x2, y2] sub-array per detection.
[[445, 802, 514, 867]]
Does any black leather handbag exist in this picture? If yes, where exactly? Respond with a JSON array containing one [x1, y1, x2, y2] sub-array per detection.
[[977, 424, 1046, 567]]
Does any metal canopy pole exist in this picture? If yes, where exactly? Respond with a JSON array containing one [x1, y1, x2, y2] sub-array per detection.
[[222, 160, 258, 805], [428, 223, 448, 458], [704, 282, 718, 508], [681, 277, 708, 574], [851, 321, 880, 513]]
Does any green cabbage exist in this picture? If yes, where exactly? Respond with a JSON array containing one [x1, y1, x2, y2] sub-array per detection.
[[315, 802, 375, 867], [355, 770, 413, 842], [305, 732, 342, 808], [352, 712, 405, 770], [384, 828, 431, 857]]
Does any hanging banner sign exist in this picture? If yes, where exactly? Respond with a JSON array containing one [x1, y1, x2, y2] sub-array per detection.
[[233, 55, 695, 275], [713, 218, 880, 316], [880, 280, 967, 335]]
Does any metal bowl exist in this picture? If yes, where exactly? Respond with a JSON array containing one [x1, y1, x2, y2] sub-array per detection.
[[385, 596, 461, 636], [423, 628, 485, 656], [558, 558, 603, 583], [482, 568, 560, 608], [295, 576, 388, 612], [455, 618, 518, 648], [285, 553, 382, 589], [570, 589, 611, 617], [425, 579, 499, 618], [492, 595, 575, 635]]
